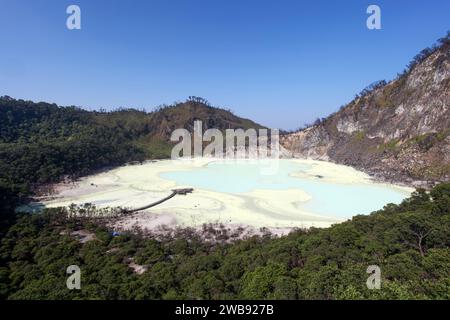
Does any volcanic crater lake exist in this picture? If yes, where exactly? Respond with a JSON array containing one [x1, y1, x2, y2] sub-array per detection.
[[42, 159, 413, 230], [161, 159, 411, 219]]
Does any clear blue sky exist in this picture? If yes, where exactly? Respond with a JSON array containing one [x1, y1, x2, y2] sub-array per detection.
[[0, 0, 449, 129]]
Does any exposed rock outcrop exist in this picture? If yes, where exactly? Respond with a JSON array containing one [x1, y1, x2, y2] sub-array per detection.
[[282, 35, 450, 187]]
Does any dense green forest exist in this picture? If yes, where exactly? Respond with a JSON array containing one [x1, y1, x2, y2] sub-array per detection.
[[0, 96, 163, 196], [0, 183, 448, 299], [0, 96, 448, 300], [0, 96, 262, 196]]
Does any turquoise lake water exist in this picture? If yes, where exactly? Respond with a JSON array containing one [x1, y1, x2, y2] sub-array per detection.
[[161, 160, 411, 219]]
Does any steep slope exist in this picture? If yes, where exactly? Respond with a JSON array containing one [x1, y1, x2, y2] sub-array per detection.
[[282, 35, 450, 187]]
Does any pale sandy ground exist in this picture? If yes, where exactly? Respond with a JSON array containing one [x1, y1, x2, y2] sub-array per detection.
[[289, 158, 411, 192], [42, 158, 413, 236]]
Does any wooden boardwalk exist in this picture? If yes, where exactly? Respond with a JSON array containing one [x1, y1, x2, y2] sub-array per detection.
[[124, 188, 193, 214]]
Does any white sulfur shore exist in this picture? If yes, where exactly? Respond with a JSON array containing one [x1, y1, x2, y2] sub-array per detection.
[[42, 158, 413, 236]]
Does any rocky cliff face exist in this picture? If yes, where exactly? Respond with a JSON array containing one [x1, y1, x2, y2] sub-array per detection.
[[282, 36, 450, 187]]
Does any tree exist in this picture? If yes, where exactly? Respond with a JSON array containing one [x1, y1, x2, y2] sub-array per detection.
[[241, 263, 287, 299], [430, 183, 450, 215], [397, 212, 437, 257]]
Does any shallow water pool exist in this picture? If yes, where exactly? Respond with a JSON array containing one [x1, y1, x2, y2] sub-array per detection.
[[161, 159, 410, 219]]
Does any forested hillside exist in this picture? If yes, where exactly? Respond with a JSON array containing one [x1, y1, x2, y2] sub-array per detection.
[[0, 183, 448, 299], [0, 96, 263, 196], [0, 36, 449, 300]]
